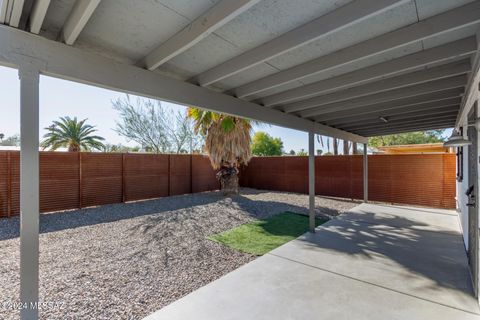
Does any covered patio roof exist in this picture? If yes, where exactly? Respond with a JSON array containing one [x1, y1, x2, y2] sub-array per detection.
[[1, 1, 480, 319], [1, 0, 479, 140]]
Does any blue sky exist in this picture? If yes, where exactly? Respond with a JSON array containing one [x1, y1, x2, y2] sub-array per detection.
[[0, 66, 451, 152], [0, 65, 313, 152]]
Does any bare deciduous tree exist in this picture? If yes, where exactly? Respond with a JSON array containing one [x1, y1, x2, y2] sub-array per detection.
[[112, 95, 204, 153]]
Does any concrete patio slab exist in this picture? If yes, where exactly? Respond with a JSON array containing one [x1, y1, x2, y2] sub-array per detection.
[[144, 203, 480, 320]]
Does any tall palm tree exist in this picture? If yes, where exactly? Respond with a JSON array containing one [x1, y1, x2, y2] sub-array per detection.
[[187, 107, 253, 194], [41, 116, 105, 152]]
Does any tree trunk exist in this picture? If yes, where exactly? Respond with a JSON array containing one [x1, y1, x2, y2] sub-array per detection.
[[220, 173, 239, 195], [333, 138, 338, 155], [217, 166, 239, 195], [352, 142, 358, 154], [343, 140, 349, 155]]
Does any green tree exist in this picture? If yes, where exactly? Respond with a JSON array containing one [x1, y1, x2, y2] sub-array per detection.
[[289, 149, 296, 155], [368, 130, 445, 148], [251, 131, 283, 156], [41, 117, 105, 152], [187, 107, 254, 194]]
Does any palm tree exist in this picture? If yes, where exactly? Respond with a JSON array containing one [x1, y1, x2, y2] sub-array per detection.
[[41, 116, 105, 152], [187, 107, 253, 194]]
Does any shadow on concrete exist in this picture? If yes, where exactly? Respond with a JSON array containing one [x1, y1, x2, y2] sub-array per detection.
[[295, 209, 474, 298]]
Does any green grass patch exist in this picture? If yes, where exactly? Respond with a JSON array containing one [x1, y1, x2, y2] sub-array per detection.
[[208, 212, 328, 256]]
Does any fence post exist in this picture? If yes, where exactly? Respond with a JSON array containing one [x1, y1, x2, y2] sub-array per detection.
[[7, 151, 11, 218], [122, 153, 126, 202], [308, 131, 315, 233], [167, 154, 171, 196], [363, 143, 368, 203], [190, 154, 193, 193], [78, 152, 82, 208]]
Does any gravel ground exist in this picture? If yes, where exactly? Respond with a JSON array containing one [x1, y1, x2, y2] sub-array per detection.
[[0, 188, 358, 320]]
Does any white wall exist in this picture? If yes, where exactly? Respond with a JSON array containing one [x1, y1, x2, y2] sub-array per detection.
[[457, 144, 469, 249]]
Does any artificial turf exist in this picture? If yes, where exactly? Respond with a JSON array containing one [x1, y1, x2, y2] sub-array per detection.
[[208, 212, 328, 255]]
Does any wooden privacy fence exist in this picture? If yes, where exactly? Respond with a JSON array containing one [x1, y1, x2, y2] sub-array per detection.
[[0, 152, 219, 218], [0, 152, 456, 217], [240, 154, 456, 209]]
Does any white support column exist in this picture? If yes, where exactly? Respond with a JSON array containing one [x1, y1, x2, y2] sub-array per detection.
[[309, 131, 315, 232], [363, 143, 368, 203], [18, 66, 40, 320]]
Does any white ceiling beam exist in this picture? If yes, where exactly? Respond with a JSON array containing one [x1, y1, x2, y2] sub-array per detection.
[[234, 1, 480, 99], [327, 98, 461, 126], [334, 106, 460, 129], [61, 0, 100, 45], [314, 88, 464, 122], [299, 75, 467, 118], [9, 0, 24, 27], [0, 25, 367, 143], [29, 0, 50, 34], [341, 111, 459, 131], [0, 0, 8, 24], [360, 125, 454, 137], [356, 121, 455, 136], [260, 37, 476, 107], [192, 0, 407, 86], [142, 0, 260, 70], [455, 34, 480, 129], [282, 60, 470, 113], [3, 0, 13, 24]]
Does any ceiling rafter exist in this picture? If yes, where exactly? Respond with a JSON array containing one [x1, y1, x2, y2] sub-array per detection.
[[142, 0, 261, 70], [298, 75, 467, 118], [327, 99, 461, 126], [313, 89, 464, 122], [9, 0, 24, 27], [356, 121, 455, 136], [29, 0, 50, 34], [233, 1, 480, 99], [281, 60, 470, 113], [61, 0, 100, 45], [340, 111, 459, 131], [259, 37, 476, 107], [192, 0, 407, 86], [0, 0, 8, 24]]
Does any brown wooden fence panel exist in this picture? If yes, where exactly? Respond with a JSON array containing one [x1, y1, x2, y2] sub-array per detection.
[[443, 154, 456, 208], [315, 156, 351, 198], [40, 152, 80, 212], [0, 152, 8, 218], [169, 154, 192, 196], [284, 157, 308, 194], [241, 154, 456, 209], [124, 153, 169, 201], [81, 153, 123, 207], [192, 155, 220, 193], [10, 152, 20, 215], [368, 155, 392, 203]]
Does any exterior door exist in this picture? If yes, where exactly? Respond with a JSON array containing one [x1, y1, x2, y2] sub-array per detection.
[[467, 108, 479, 296]]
